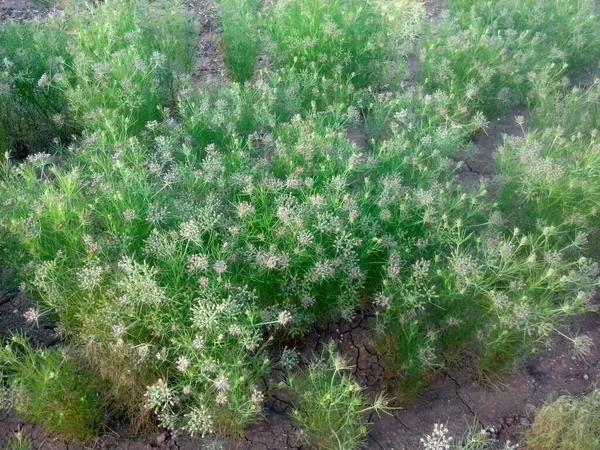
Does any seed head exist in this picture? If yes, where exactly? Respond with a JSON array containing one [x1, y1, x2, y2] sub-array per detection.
[[193, 335, 205, 350], [213, 260, 228, 275], [214, 374, 230, 392], [277, 310, 293, 326]]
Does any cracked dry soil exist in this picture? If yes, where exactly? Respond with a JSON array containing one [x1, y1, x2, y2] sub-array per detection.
[[2, 0, 600, 448]]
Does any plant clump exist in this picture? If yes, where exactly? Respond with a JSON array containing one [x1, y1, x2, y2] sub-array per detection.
[[524, 390, 600, 450], [0, 335, 103, 442], [283, 343, 389, 450]]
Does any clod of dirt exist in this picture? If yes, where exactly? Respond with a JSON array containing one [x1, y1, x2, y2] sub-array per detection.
[[0, 0, 55, 24]]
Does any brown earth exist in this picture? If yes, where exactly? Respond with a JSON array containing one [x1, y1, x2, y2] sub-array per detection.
[[455, 106, 529, 190], [2, 0, 600, 449], [0, 0, 57, 23]]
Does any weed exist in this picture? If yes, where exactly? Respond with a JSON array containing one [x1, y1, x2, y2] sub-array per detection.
[[6, 432, 32, 450], [525, 389, 600, 450], [63, 0, 196, 135], [0, 0, 599, 442], [446, 0, 600, 77], [0, 335, 103, 441], [420, 423, 519, 449], [374, 0, 600, 391], [421, 0, 599, 121], [265, 0, 416, 90], [0, 20, 73, 157], [179, 80, 277, 148], [496, 79, 600, 235], [530, 76, 600, 136], [218, 0, 261, 83], [284, 343, 389, 450]]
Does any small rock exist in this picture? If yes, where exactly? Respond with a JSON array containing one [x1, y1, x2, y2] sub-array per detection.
[[484, 424, 501, 437], [155, 433, 167, 444], [518, 416, 532, 426], [583, 374, 590, 381]]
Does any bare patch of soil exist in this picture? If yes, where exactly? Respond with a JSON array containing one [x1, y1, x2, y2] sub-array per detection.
[[184, 0, 227, 89], [455, 107, 529, 190], [0, 0, 56, 24], [423, 0, 447, 19], [0, 289, 59, 348]]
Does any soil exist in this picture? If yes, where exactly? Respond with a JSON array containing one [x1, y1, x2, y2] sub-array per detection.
[[455, 107, 529, 190], [0, 289, 59, 348], [0, 0, 56, 23], [2, 1, 600, 449], [185, 0, 227, 89], [423, 0, 447, 19]]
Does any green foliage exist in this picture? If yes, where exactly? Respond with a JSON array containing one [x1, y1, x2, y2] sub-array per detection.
[[32, 0, 56, 7], [0, 0, 599, 442], [63, 0, 196, 135], [0, 20, 73, 157], [531, 75, 600, 136], [180, 81, 277, 149], [5, 432, 32, 450], [375, 174, 597, 389], [0, 336, 103, 441], [180, 66, 363, 153], [446, 0, 600, 75], [496, 79, 600, 234], [218, 0, 262, 83], [366, 0, 600, 390], [265, 0, 411, 90], [284, 344, 389, 450], [421, 0, 600, 120], [496, 130, 600, 233], [525, 390, 600, 450]]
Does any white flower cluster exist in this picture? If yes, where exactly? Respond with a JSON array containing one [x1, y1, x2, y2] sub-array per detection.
[[420, 424, 453, 450]]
